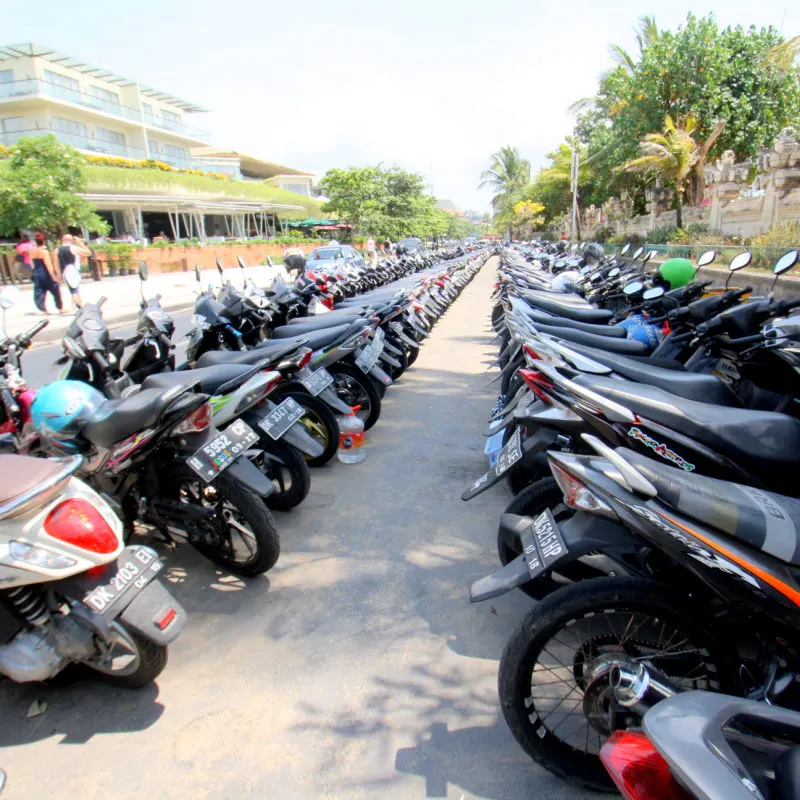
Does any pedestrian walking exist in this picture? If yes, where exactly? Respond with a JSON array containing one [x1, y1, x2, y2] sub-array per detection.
[[30, 232, 63, 315], [56, 234, 90, 309], [366, 235, 376, 266], [383, 236, 392, 254]]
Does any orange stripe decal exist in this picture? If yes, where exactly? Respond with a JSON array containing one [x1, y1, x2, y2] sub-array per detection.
[[658, 511, 800, 608]]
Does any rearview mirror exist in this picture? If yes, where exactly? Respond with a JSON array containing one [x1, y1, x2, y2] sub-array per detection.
[[729, 252, 752, 272], [138, 260, 148, 282], [267, 256, 274, 267], [642, 250, 656, 265], [697, 250, 716, 267], [194, 265, 201, 283], [623, 281, 644, 296], [643, 286, 665, 301], [608, 267, 620, 278], [0, 285, 20, 310], [774, 250, 799, 275], [216, 257, 224, 275], [633, 247, 644, 259], [620, 244, 631, 255], [238, 256, 246, 269]]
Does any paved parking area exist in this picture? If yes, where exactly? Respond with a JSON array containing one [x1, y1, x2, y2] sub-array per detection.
[[0, 259, 593, 799]]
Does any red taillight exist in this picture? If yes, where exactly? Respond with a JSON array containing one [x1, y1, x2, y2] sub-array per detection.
[[155, 607, 177, 631], [600, 731, 691, 800], [172, 402, 212, 435], [297, 348, 312, 368], [523, 344, 541, 360], [44, 499, 119, 555], [519, 368, 553, 405]]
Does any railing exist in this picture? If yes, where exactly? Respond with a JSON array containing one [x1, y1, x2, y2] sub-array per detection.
[[639, 243, 798, 269], [0, 78, 209, 141], [0, 129, 146, 160]]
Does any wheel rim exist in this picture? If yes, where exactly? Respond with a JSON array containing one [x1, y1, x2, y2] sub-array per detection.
[[86, 621, 141, 676], [520, 607, 719, 758], [333, 373, 371, 422], [179, 480, 258, 565], [255, 452, 293, 495], [298, 412, 330, 454]]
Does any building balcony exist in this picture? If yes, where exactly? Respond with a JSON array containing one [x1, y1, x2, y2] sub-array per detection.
[[0, 78, 209, 142], [0, 128, 147, 160]]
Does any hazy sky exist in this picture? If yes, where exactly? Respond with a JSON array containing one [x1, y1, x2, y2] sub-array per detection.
[[4, 0, 799, 211]]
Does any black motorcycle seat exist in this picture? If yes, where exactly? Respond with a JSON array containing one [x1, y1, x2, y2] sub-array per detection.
[[574, 374, 800, 474], [269, 323, 353, 346], [143, 363, 253, 396], [337, 292, 399, 306], [82, 388, 179, 447], [520, 291, 614, 323], [531, 322, 649, 355], [284, 314, 364, 330], [522, 308, 626, 338], [195, 339, 307, 369], [619, 448, 800, 566], [567, 344, 742, 407]]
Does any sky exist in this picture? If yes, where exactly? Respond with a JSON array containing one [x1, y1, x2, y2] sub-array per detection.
[[4, 0, 799, 212]]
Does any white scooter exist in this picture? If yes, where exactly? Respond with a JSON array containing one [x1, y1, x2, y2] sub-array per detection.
[[0, 453, 186, 688]]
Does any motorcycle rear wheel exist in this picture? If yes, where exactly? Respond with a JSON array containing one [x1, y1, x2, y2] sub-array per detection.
[[330, 362, 381, 430], [255, 437, 311, 511], [274, 389, 339, 467], [83, 619, 167, 688]]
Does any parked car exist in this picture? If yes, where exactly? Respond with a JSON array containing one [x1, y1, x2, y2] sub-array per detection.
[[398, 237, 422, 253], [307, 245, 364, 272]]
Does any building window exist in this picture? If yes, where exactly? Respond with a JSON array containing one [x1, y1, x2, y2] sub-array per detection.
[[164, 144, 187, 159], [51, 117, 88, 137], [44, 70, 80, 92], [0, 117, 24, 133], [148, 138, 159, 154], [0, 70, 13, 84], [142, 102, 153, 116], [90, 85, 120, 105], [96, 127, 126, 146], [161, 109, 181, 125], [282, 183, 311, 196]]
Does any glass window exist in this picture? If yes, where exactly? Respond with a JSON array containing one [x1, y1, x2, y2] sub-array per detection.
[[282, 182, 310, 196], [0, 70, 13, 84], [142, 102, 153, 116], [51, 117, 87, 136], [0, 117, 24, 133], [44, 70, 79, 92], [90, 85, 120, 105], [148, 138, 159, 154], [96, 127, 125, 146], [160, 108, 181, 125], [164, 144, 187, 159]]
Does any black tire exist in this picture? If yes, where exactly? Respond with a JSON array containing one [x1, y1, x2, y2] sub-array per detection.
[[405, 342, 420, 367], [370, 375, 388, 398], [330, 362, 381, 430], [274, 389, 339, 467], [255, 436, 311, 511], [83, 620, 168, 688], [178, 469, 280, 576], [384, 337, 410, 379], [498, 577, 733, 792]]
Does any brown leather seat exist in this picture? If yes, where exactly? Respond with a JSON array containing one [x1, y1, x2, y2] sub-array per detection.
[[0, 455, 74, 518]]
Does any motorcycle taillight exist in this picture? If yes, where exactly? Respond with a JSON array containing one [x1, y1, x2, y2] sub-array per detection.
[[599, 730, 691, 800], [172, 402, 212, 435], [44, 498, 119, 555], [296, 348, 312, 368]]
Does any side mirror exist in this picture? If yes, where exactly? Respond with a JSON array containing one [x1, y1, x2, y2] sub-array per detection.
[[620, 244, 631, 256], [642, 251, 655, 265], [238, 256, 246, 269], [729, 252, 752, 272], [697, 250, 716, 267], [216, 257, 224, 275], [774, 250, 798, 276], [267, 256, 274, 267], [138, 260, 148, 281], [608, 267, 621, 278], [643, 286, 665, 301], [0, 285, 20, 310], [194, 265, 201, 283], [633, 247, 644, 259], [623, 281, 644, 296]]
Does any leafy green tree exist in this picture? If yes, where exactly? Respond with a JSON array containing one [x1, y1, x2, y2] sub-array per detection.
[[479, 146, 531, 223], [618, 114, 700, 228], [0, 135, 108, 238]]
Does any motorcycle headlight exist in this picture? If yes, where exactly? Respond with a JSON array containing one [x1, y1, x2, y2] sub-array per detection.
[[192, 313, 210, 331]]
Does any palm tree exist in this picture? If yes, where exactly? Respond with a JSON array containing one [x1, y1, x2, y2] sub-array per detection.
[[479, 146, 531, 215], [617, 115, 699, 228]]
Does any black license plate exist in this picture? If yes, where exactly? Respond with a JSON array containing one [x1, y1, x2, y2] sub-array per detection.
[[258, 397, 305, 440], [494, 426, 523, 475], [519, 509, 567, 577], [186, 419, 259, 482], [83, 546, 163, 616], [299, 367, 334, 396], [356, 339, 382, 373]]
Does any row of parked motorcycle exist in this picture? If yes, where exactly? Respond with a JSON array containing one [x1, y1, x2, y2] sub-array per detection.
[[465, 241, 800, 799], [0, 245, 489, 692]]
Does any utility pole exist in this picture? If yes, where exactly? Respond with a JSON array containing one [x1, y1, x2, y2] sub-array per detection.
[[570, 147, 580, 240]]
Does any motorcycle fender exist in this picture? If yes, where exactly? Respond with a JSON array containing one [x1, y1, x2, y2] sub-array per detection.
[[319, 385, 353, 414], [378, 351, 402, 369], [382, 339, 404, 357], [369, 364, 393, 386], [462, 427, 558, 501], [222, 454, 275, 497], [489, 383, 528, 422], [470, 512, 639, 602], [119, 579, 188, 645], [397, 330, 420, 349], [281, 421, 324, 457]]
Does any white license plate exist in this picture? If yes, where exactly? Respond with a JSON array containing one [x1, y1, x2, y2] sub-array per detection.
[[259, 397, 305, 440], [495, 427, 523, 475], [355, 340, 382, 373], [83, 547, 162, 615], [299, 367, 334, 396]]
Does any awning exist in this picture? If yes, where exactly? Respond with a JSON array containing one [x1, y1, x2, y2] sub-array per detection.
[[287, 217, 339, 228]]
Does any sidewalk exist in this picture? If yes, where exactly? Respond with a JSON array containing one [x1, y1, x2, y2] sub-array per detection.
[[1, 264, 287, 345]]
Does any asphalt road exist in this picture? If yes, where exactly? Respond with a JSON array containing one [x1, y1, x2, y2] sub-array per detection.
[[0, 260, 593, 800]]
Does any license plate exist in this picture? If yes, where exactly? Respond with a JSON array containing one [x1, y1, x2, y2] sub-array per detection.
[[519, 509, 567, 577], [299, 366, 334, 396], [258, 397, 305, 440], [494, 426, 523, 475], [83, 546, 163, 616], [355, 338, 383, 373], [186, 419, 259, 482]]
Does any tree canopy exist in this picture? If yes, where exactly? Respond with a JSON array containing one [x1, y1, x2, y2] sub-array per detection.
[[0, 135, 108, 238]]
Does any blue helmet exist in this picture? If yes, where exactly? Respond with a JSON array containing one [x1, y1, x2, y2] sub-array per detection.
[[31, 380, 108, 442]]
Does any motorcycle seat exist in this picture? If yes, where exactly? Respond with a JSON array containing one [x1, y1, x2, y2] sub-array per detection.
[[567, 344, 742, 407], [0, 455, 74, 516], [142, 363, 253, 396], [574, 374, 800, 479], [619, 448, 800, 566], [82, 387, 182, 447], [530, 322, 650, 355], [283, 314, 364, 331], [512, 298, 626, 338], [195, 339, 307, 369], [520, 291, 614, 323], [268, 323, 354, 346]]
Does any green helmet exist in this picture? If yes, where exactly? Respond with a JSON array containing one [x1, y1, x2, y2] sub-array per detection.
[[658, 257, 695, 289]]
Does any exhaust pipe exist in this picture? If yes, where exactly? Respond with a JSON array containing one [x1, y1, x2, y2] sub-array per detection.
[[609, 662, 679, 716]]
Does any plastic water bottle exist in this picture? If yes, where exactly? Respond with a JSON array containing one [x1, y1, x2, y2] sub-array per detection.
[[337, 407, 365, 464]]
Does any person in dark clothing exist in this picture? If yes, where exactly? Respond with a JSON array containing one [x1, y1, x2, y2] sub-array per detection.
[[30, 232, 63, 315]]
